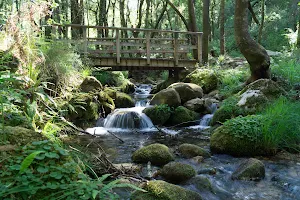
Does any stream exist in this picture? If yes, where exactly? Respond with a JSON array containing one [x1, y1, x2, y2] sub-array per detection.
[[82, 84, 300, 200]]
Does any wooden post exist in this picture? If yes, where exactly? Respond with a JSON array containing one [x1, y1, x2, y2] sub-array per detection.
[[174, 32, 179, 66], [82, 27, 88, 55], [146, 31, 151, 65], [197, 33, 203, 64], [116, 29, 121, 64]]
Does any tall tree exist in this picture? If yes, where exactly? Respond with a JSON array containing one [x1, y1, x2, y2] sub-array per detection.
[[258, 0, 265, 44], [202, 0, 210, 64], [235, 0, 270, 83], [220, 0, 225, 55], [71, 0, 84, 38]]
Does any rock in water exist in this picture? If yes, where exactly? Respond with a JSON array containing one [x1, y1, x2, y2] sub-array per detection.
[[168, 106, 199, 125], [159, 162, 196, 183], [150, 88, 181, 107], [231, 158, 265, 181], [167, 82, 203, 104], [143, 105, 171, 125], [114, 92, 135, 108], [131, 143, 174, 166], [131, 180, 202, 200], [179, 143, 211, 158]]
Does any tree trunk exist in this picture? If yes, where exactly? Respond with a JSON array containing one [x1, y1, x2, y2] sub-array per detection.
[[235, 0, 270, 83], [220, 0, 225, 55], [71, 0, 84, 39], [258, 0, 265, 44], [165, 0, 189, 31], [202, 0, 210, 64]]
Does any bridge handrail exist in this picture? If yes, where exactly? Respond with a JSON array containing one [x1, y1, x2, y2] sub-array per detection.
[[50, 24, 203, 35]]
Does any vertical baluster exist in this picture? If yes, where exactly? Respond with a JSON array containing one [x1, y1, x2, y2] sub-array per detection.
[[197, 33, 202, 64], [146, 31, 151, 65], [116, 29, 121, 64], [174, 32, 179, 66]]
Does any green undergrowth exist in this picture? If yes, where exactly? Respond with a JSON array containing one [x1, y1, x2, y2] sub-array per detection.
[[220, 97, 300, 153], [0, 140, 142, 199]]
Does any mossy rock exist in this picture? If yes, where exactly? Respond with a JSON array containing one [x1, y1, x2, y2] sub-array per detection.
[[131, 143, 174, 166], [2, 126, 45, 146], [184, 68, 219, 94], [167, 82, 203, 104], [150, 77, 177, 94], [80, 76, 102, 92], [239, 79, 286, 98], [190, 175, 214, 192], [178, 143, 211, 158], [143, 105, 171, 125], [231, 158, 265, 181], [104, 87, 117, 99], [159, 162, 196, 183], [150, 88, 181, 108], [183, 98, 206, 113], [94, 71, 126, 86], [210, 115, 276, 156], [115, 92, 135, 108], [120, 80, 135, 94], [168, 106, 199, 126], [131, 180, 202, 200], [211, 95, 254, 125]]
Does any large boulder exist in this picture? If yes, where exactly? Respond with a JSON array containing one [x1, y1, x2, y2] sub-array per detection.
[[183, 98, 206, 113], [159, 162, 196, 183], [168, 106, 199, 126], [210, 115, 276, 156], [120, 79, 135, 94], [80, 76, 102, 92], [114, 92, 135, 108], [184, 68, 219, 94], [2, 126, 45, 146], [179, 143, 211, 158], [131, 180, 202, 200], [143, 105, 172, 125], [167, 83, 204, 104], [132, 143, 174, 166], [211, 79, 286, 125], [232, 158, 265, 181], [150, 88, 181, 108]]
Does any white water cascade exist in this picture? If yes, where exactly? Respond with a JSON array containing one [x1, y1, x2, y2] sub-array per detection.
[[188, 103, 218, 130], [86, 84, 155, 135]]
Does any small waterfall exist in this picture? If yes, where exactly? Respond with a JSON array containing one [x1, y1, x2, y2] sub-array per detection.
[[103, 107, 154, 129], [86, 84, 154, 135], [188, 103, 218, 130]]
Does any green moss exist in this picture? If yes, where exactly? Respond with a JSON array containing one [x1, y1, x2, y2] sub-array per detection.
[[143, 105, 172, 125], [131, 180, 202, 200], [93, 71, 126, 86], [211, 95, 249, 125], [159, 162, 196, 183], [80, 76, 102, 93], [131, 143, 174, 166], [210, 115, 275, 156], [2, 126, 45, 146], [231, 158, 265, 181], [115, 92, 135, 108], [178, 143, 211, 158], [168, 106, 199, 126], [185, 69, 219, 94], [104, 87, 117, 99], [150, 88, 181, 108], [120, 80, 135, 94]]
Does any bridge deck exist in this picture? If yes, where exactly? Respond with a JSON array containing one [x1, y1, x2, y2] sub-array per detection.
[[50, 24, 203, 70]]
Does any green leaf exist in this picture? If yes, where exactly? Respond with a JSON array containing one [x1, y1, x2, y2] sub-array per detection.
[[37, 166, 49, 173], [19, 151, 44, 174], [92, 190, 99, 199], [49, 172, 63, 179], [45, 152, 60, 159]]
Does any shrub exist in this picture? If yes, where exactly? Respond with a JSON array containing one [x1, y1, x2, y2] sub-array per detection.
[[261, 97, 300, 152]]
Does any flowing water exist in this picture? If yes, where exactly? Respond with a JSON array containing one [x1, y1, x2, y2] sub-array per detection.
[[83, 84, 300, 200]]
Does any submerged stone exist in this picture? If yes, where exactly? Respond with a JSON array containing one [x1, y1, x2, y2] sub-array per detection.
[[131, 143, 174, 166], [131, 180, 202, 200], [179, 143, 211, 158], [232, 158, 265, 181]]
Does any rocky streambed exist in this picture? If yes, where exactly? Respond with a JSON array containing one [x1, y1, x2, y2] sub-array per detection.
[[75, 128, 300, 200]]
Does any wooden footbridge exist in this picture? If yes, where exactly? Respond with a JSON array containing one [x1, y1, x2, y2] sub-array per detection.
[[50, 24, 203, 71]]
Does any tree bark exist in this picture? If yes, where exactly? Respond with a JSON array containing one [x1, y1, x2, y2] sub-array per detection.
[[235, 0, 270, 83], [220, 0, 225, 55], [202, 0, 210, 64], [71, 0, 84, 38], [257, 0, 265, 44]]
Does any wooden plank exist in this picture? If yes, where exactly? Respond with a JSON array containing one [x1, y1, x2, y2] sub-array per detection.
[[116, 29, 120, 64], [146, 31, 151, 65]]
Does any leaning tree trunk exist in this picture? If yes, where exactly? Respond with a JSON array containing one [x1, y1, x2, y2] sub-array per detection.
[[235, 0, 270, 83]]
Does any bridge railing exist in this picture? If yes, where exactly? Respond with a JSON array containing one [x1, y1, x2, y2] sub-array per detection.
[[50, 24, 203, 66]]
